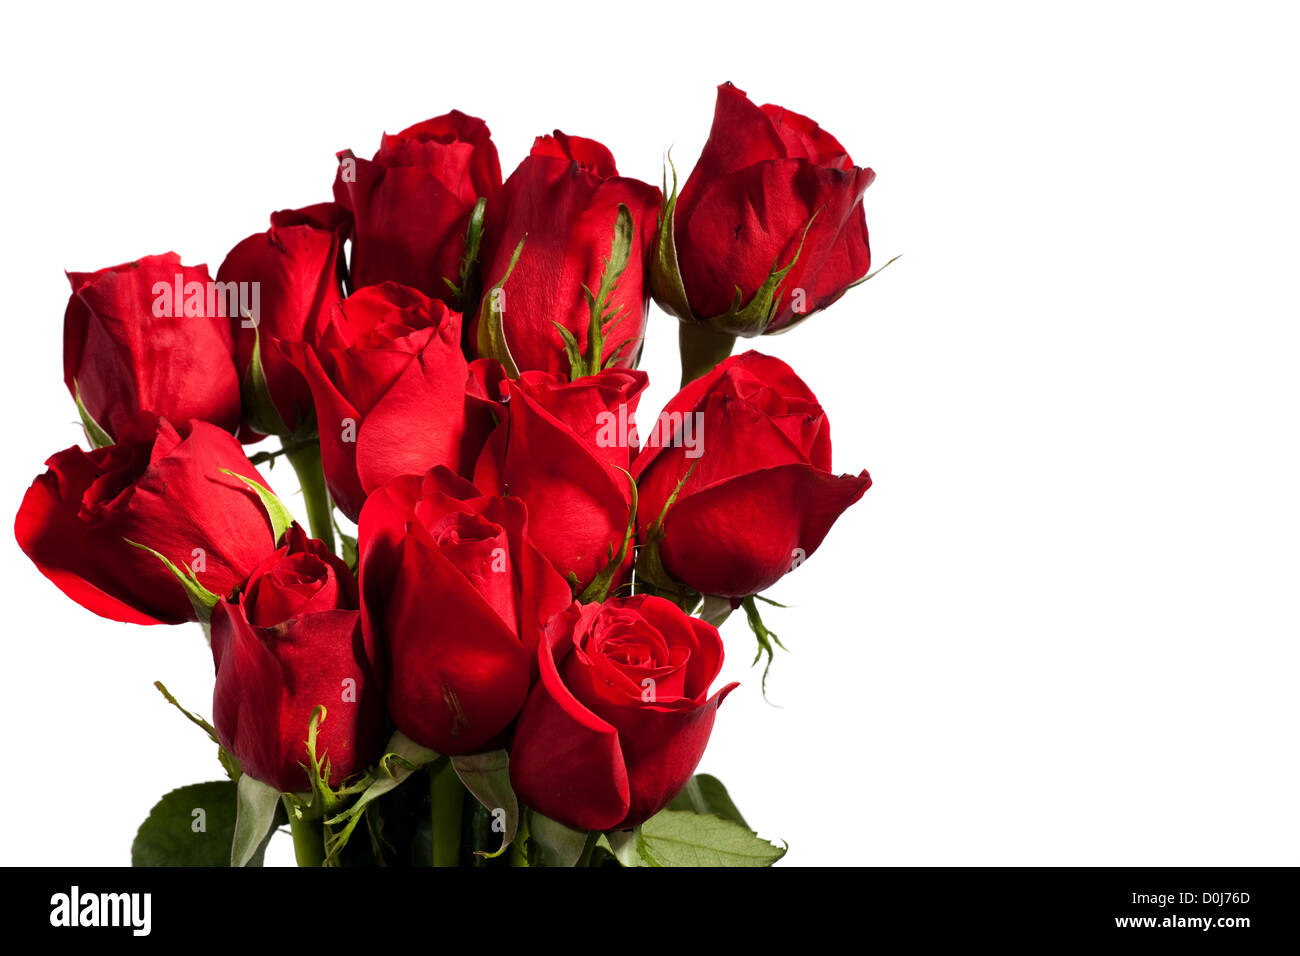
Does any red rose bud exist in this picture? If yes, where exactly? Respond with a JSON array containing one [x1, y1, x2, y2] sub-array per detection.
[[14, 417, 280, 624], [633, 351, 871, 599], [63, 253, 242, 443], [471, 133, 660, 377], [510, 595, 737, 831], [284, 282, 475, 522], [211, 527, 383, 794], [473, 366, 648, 592], [358, 466, 571, 755], [334, 111, 501, 308], [216, 206, 347, 436], [652, 84, 877, 379]]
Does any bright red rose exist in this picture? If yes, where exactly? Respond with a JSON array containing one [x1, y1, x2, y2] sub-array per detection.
[[63, 253, 241, 441], [211, 526, 383, 793], [217, 206, 347, 436], [284, 282, 475, 521], [14, 417, 279, 625], [334, 111, 501, 306], [658, 82, 875, 336], [510, 594, 737, 831], [471, 133, 660, 375], [358, 466, 571, 755], [473, 365, 647, 591], [633, 351, 871, 598]]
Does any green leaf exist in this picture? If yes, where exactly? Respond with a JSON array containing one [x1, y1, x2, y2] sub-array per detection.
[[451, 750, 518, 858], [219, 468, 294, 544], [73, 380, 113, 448], [601, 827, 644, 867], [637, 810, 785, 867], [232, 774, 283, 867], [666, 774, 748, 827], [133, 780, 277, 867], [122, 538, 220, 627]]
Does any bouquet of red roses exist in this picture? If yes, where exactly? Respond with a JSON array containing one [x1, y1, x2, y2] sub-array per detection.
[[16, 83, 887, 867]]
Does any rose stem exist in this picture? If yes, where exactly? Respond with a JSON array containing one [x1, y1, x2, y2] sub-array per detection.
[[428, 758, 465, 867], [283, 796, 326, 868], [284, 441, 336, 553]]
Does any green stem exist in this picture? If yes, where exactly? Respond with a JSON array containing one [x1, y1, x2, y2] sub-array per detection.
[[678, 322, 737, 386], [428, 759, 465, 867], [284, 441, 335, 553], [577, 830, 600, 867], [284, 796, 325, 868]]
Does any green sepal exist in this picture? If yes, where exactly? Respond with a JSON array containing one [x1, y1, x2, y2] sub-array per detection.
[[742, 595, 788, 699], [450, 750, 519, 859], [777, 253, 902, 336], [601, 827, 643, 867], [123, 538, 220, 628], [648, 153, 695, 322], [573, 203, 633, 379], [444, 196, 488, 314], [231, 773, 282, 867], [73, 380, 113, 448], [475, 235, 526, 377], [528, 811, 591, 867], [240, 327, 291, 439], [579, 467, 637, 604], [219, 468, 294, 544], [632, 462, 700, 609], [707, 210, 819, 338], [153, 680, 240, 780], [322, 730, 440, 865]]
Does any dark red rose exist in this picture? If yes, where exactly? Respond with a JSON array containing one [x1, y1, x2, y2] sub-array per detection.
[[14, 417, 279, 624], [211, 526, 383, 793], [470, 133, 660, 376], [334, 111, 501, 306], [510, 594, 737, 831], [659, 83, 875, 336], [473, 365, 648, 591], [633, 351, 871, 598], [63, 253, 241, 441], [217, 207, 347, 436], [284, 282, 474, 522], [358, 466, 571, 755]]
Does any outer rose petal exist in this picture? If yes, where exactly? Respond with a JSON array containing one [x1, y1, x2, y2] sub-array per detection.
[[509, 606, 632, 831], [659, 463, 872, 598]]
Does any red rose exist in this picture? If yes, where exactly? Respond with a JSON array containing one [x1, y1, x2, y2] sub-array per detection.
[[471, 133, 660, 376], [657, 83, 875, 337], [357, 466, 571, 755], [14, 417, 279, 624], [510, 594, 737, 831], [334, 111, 501, 306], [473, 366, 648, 591], [217, 207, 347, 436], [211, 526, 383, 793], [285, 282, 475, 521], [63, 253, 241, 441], [633, 351, 871, 598]]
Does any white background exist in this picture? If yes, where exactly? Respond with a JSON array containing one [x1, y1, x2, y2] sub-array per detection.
[[1, 1, 1297, 867]]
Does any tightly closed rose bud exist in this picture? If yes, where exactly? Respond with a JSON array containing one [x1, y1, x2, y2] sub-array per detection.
[[510, 595, 737, 831], [284, 282, 476, 521], [471, 133, 660, 377], [358, 466, 571, 755], [211, 526, 383, 793], [64, 253, 242, 442], [14, 417, 279, 624], [633, 351, 871, 599], [473, 365, 647, 592], [334, 111, 501, 307], [653, 84, 877, 381], [216, 205, 348, 436]]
